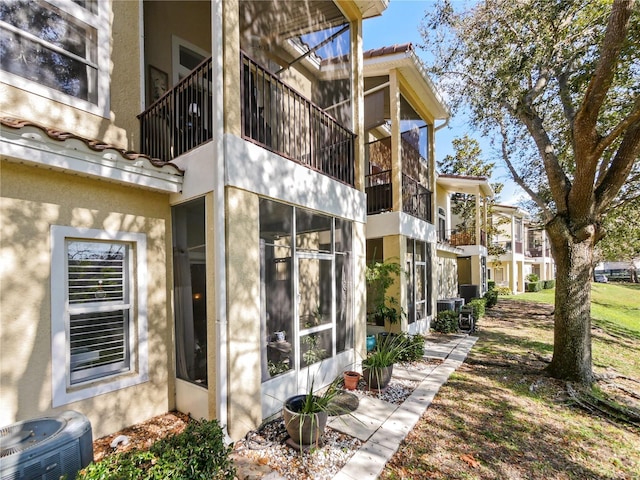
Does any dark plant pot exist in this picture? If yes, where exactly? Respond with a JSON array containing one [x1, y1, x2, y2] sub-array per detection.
[[343, 371, 360, 390], [362, 364, 394, 391], [377, 332, 396, 346], [282, 395, 328, 446]]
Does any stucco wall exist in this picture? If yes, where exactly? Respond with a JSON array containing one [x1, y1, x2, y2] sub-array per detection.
[[0, 1, 141, 150], [0, 162, 174, 438], [437, 252, 458, 299], [225, 187, 262, 439]]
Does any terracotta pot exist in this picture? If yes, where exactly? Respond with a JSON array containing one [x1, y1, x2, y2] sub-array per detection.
[[362, 364, 394, 391], [343, 371, 360, 390], [282, 395, 328, 446]]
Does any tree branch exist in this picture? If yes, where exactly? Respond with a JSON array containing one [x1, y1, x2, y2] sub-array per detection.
[[595, 120, 640, 213], [497, 119, 553, 220], [594, 96, 640, 162], [573, 0, 635, 160], [515, 101, 571, 213]]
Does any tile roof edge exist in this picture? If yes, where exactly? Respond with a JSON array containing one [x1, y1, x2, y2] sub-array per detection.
[[1, 117, 184, 174]]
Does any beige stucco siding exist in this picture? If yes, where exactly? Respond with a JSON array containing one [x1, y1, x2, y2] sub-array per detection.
[[225, 187, 262, 439], [437, 252, 458, 299], [0, 162, 174, 438], [0, 1, 141, 151]]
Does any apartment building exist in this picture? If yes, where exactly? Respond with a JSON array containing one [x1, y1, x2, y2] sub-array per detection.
[[487, 204, 555, 293], [361, 43, 448, 336], [435, 174, 493, 303], [1, 0, 388, 441]]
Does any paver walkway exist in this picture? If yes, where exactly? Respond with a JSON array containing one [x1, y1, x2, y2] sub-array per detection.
[[332, 334, 477, 480], [233, 334, 477, 480]]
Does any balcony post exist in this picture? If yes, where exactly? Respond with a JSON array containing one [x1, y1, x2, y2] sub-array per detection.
[[475, 186, 481, 245], [390, 70, 402, 212]]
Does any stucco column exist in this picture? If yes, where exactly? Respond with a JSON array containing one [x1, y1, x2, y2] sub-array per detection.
[[389, 70, 401, 213], [225, 188, 262, 439], [475, 186, 481, 244], [351, 16, 365, 192], [222, 0, 241, 137]]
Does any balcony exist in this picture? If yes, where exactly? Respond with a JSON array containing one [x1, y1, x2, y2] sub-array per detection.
[[526, 246, 550, 258], [241, 53, 355, 186], [139, 58, 213, 161], [364, 133, 432, 222], [137, 53, 355, 187], [440, 227, 487, 247]]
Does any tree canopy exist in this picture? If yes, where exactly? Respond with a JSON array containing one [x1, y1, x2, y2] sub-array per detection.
[[422, 0, 640, 383]]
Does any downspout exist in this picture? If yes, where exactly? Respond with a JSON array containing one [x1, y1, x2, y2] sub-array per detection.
[[434, 117, 449, 132], [211, 0, 230, 443]]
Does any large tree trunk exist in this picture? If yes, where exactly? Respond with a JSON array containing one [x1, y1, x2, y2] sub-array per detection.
[[545, 217, 596, 383]]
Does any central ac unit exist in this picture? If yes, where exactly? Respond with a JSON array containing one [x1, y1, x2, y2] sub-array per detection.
[[0, 410, 93, 480]]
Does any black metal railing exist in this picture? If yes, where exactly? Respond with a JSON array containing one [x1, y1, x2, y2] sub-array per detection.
[[241, 52, 355, 186], [138, 58, 213, 161], [402, 174, 432, 222], [445, 227, 487, 247], [365, 170, 392, 214]]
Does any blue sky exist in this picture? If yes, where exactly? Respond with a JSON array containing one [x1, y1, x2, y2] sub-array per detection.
[[362, 0, 524, 205]]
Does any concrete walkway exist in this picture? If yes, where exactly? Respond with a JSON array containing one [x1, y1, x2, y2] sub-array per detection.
[[331, 334, 478, 480]]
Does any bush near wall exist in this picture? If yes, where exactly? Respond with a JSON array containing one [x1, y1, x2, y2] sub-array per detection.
[[543, 279, 556, 289], [487, 280, 496, 291], [467, 297, 486, 319], [77, 419, 235, 480], [484, 288, 498, 308], [526, 281, 543, 292], [432, 310, 459, 334], [496, 286, 512, 296]]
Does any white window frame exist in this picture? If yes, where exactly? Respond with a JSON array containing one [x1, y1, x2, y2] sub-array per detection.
[[171, 35, 209, 85], [0, 0, 111, 117], [51, 226, 148, 407]]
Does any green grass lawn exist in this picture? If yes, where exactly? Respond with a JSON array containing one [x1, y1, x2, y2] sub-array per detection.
[[382, 288, 640, 480], [505, 282, 640, 334], [505, 282, 640, 377]]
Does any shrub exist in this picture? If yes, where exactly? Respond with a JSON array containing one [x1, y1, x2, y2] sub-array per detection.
[[526, 281, 543, 292], [395, 333, 426, 362], [467, 297, 486, 319], [543, 279, 555, 289], [487, 280, 496, 291], [526, 273, 539, 282], [432, 310, 459, 333], [496, 286, 512, 295], [78, 419, 235, 480], [484, 288, 498, 308]]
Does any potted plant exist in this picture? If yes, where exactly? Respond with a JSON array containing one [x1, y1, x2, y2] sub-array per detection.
[[282, 377, 341, 448], [362, 334, 405, 391], [366, 258, 404, 330], [342, 370, 360, 390]]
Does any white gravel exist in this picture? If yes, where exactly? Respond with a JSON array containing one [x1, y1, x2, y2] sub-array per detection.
[[232, 359, 442, 479]]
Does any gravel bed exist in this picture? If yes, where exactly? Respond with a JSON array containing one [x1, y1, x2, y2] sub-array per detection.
[[232, 359, 442, 479], [233, 418, 362, 480]]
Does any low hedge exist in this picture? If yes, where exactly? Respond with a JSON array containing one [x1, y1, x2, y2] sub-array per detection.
[[496, 286, 512, 296], [77, 419, 235, 480], [526, 281, 543, 292], [467, 297, 486, 319], [484, 288, 498, 308], [396, 333, 427, 362], [543, 279, 555, 289], [432, 310, 459, 334]]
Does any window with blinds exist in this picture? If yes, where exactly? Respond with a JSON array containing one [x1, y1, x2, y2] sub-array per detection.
[[67, 240, 131, 384]]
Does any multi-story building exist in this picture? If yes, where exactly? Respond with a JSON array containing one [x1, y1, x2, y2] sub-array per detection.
[[435, 174, 493, 303], [361, 43, 449, 335], [1, 0, 388, 441], [487, 204, 555, 293]]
